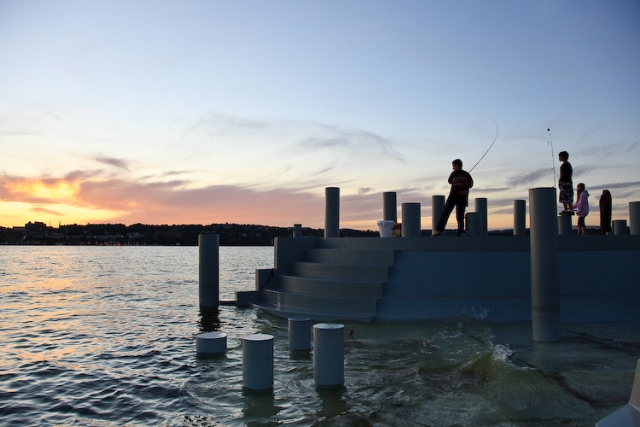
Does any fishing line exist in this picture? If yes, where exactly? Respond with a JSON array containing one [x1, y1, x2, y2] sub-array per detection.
[[547, 128, 556, 186], [469, 119, 499, 173]]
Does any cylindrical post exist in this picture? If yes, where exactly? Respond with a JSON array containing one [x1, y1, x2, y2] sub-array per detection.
[[325, 187, 340, 238], [475, 198, 488, 236], [432, 195, 445, 233], [383, 192, 397, 223], [613, 220, 628, 235], [401, 203, 421, 237], [557, 214, 572, 236], [288, 317, 312, 352], [242, 333, 274, 391], [199, 234, 219, 310], [529, 188, 561, 342], [630, 202, 640, 235], [313, 323, 344, 387], [293, 224, 302, 238], [196, 332, 227, 355], [514, 200, 526, 236], [466, 212, 480, 236]]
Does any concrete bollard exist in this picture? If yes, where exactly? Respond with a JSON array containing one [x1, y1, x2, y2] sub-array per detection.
[[242, 334, 274, 392], [196, 332, 227, 355], [402, 203, 421, 237], [614, 220, 628, 235], [292, 224, 302, 238], [383, 192, 397, 223], [199, 234, 220, 311], [630, 202, 640, 235], [313, 323, 344, 388], [325, 187, 340, 238], [466, 212, 481, 236], [475, 198, 488, 236], [557, 214, 572, 236], [514, 199, 526, 236], [288, 317, 312, 353], [529, 188, 561, 342], [432, 195, 445, 234]]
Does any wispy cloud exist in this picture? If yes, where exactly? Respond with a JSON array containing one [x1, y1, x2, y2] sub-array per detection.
[[95, 155, 130, 171]]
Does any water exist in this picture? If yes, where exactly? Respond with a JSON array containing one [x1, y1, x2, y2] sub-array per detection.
[[1, 246, 638, 427]]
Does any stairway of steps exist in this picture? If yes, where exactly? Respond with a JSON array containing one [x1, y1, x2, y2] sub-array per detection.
[[257, 248, 396, 322]]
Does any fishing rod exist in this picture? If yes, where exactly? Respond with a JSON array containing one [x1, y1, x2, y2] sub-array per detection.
[[547, 128, 556, 186], [469, 119, 499, 173]]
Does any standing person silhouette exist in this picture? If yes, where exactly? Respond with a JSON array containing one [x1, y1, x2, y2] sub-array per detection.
[[558, 151, 573, 214], [433, 159, 474, 236]]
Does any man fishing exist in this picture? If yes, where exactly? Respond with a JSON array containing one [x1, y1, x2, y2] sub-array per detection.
[[432, 159, 474, 236]]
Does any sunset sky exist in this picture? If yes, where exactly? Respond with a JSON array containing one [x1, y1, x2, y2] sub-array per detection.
[[1, 0, 639, 231]]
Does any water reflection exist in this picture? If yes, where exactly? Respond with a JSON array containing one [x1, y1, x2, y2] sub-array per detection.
[[199, 308, 221, 332]]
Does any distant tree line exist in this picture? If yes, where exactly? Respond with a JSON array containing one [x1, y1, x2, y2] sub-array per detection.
[[0, 221, 379, 245]]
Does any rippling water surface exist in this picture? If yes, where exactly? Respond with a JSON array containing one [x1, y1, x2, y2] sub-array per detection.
[[1, 245, 638, 427]]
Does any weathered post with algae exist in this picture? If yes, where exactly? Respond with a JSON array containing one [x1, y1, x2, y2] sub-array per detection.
[[198, 233, 219, 311], [325, 187, 340, 238], [529, 188, 561, 342]]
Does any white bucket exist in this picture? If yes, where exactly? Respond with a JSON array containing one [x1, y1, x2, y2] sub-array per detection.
[[377, 220, 395, 238]]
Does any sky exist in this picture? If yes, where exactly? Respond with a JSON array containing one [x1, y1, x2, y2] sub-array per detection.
[[1, 0, 639, 231]]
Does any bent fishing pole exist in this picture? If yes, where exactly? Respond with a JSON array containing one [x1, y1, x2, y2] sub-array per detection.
[[469, 119, 499, 173], [547, 128, 556, 186]]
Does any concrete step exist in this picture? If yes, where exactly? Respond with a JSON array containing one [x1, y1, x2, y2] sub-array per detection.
[[279, 275, 384, 299], [260, 288, 378, 322], [304, 248, 396, 266], [292, 262, 390, 282]]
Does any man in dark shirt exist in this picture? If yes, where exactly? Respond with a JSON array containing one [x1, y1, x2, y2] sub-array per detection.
[[433, 159, 474, 236], [558, 151, 573, 213]]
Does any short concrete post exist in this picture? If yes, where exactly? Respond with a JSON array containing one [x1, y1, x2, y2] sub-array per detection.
[[288, 317, 312, 352], [313, 323, 344, 388], [466, 212, 481, 236], [196, 332, 227, 355], [242, 333, 274, 391], [630, 202, 640, 235], [432, 195, 445, 233], [383, 192, 397, 223], [325, 187, 340, 238], [614, 220, 628, 235], [199, 234, 219, 311], [292, 224, 302, 238], [529, 187, 561, 342], [557, 214, 572, 236], [514, 200, 526, 236], [475, 198, 488, 236], [401, 203, 421, 237]]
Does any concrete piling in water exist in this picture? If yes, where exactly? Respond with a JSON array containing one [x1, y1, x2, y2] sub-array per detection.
[[383, 192, 397, 223], [198, 234, 219, 311], [432, 195, 445, 234], [614, 220, 628, 235], [630, 202, 640, 235], [557, 214, 572, 236], [466, 212, 481, 236], [514, 200, 526, 236], [242, 333, 274, 392], [475, 198, 488, 236], [313, 323, 344, 388], [288, 317, 312, 353], [401, 203, 421, 237], [529, 187, 561, 342], [325, 187, 340, 238], [196, 332, 227, 355]]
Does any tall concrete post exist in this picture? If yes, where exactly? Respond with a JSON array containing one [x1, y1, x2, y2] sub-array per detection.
[[466, 212, 481, 236], [402, 203, 421, 237], [475, 198, 488, 236], [529, 188, 561, 342], [199, 234, 219, 311], [432, 195, 445, 233], [514, 200, 526, 236], [325, 187, 340, 238], [383, 192, 397, 223], [558, 215, 572, 236], [630, 202, 640, 235]]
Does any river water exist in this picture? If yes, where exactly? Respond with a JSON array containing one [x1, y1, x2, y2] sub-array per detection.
[[0, 245, 638, 426]]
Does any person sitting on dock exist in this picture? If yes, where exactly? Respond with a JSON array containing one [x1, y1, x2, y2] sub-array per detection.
[[433, 159, 474, 237]]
